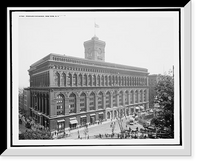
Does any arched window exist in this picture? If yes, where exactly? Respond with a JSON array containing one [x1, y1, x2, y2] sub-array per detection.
[[83, 74, 87, 86], [67, 73, 72, 86], [113, 90, 118, 107], [109, 76, 112, 86], [119, 91, 123, 106], [132, 77, 134, 86], [101, 75, 104, 86], [140, 90, 143, 102], [69, 93, 76, 114], [55, 72, 60, 86], [135, 90, 138, 103], [112, 75, 115, 86], [106, 91, 111, 108], [105, 75, 108, 86], [80, 93, 86, 112], [121, 77, 124, 86], [78, 74, 82, 86], [144, 90, 147, 102], [127, 77, 129, 86], [98, 92, 103, 109], [93, 75, 96, 86], [115, 76, 118, 85], [97, 75, 100, 86], [73, 74, 77, 86], [125, 90, 129, 105], [88, 75, 92, 86], [119, 76, 121, 86], [61, 72, 66, 86], [114, 111, 117, 118], [56, 94, 64, 115], [107, 112, 111, 119], [89, 92, 95, 110], [130, 90, 134, 104]]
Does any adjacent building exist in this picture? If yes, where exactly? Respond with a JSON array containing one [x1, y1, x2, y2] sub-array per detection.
[[19, 88, 30, 117], [148, 74, 161, 108], [23, 89, 30, 117], [28, 36, 150, 136], [19, 90, 24, 113]]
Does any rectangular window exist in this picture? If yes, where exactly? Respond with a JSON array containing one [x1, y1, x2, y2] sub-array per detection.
[[70, 104, 74, 108], [80, 98, 85, 102], [69, 99, 74, 103], [57, 110, 64, 115], [80, 103, 85, 107]]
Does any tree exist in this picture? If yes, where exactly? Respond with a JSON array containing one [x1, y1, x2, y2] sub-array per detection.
[[153, 71, 174, 137]]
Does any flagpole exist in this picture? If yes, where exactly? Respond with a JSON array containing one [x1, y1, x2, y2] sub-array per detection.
[[94, 18, 96, 36]]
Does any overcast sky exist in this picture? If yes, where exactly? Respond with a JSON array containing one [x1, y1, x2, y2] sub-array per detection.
[[17, 11, 179, 88]]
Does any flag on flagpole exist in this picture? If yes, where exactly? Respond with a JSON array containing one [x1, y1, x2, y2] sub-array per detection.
[[95, 23, 99, 28]]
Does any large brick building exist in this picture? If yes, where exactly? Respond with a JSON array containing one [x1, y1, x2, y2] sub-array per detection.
[[28, 36, 149, 136]]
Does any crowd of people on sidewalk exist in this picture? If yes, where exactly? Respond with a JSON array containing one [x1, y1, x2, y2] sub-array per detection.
[[93, 126, 148, 139]]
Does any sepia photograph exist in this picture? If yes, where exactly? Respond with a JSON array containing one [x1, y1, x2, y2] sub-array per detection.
[[5, 4, 191, 155]]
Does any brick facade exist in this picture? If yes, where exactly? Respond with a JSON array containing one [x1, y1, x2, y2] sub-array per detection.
[[27, 36, 150, 136]]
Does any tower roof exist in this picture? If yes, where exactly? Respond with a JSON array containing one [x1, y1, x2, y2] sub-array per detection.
[[84, 36, 105, 46], [91, 35, 99, 40]]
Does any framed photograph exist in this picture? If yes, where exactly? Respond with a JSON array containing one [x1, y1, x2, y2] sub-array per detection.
[[3, 1, 191, 156]]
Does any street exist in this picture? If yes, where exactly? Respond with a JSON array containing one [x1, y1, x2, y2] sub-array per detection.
[[58, 117, 144, 140]]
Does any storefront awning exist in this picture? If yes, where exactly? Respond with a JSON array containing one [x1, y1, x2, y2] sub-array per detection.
[[99, 112, 104, 115], [90, 113, 96, 116], [80, 115, 87, 118], [57, 119, 65, 123], [135, 107, 140, 110], [140, 106, 144, 109], [70, 120, 78, 124]]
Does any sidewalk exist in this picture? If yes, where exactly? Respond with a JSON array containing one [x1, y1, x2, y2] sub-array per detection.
[[69, 116, 130, 134], [59, 116, 142, 140]]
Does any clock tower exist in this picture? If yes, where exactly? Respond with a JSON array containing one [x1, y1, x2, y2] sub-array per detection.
[[84, 36, 106, 62]]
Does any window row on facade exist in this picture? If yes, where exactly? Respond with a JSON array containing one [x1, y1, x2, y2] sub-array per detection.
[[30, 71, 50, 87], [54, 71, 148, 87], [55, 89, 148, 116]]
